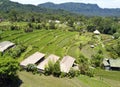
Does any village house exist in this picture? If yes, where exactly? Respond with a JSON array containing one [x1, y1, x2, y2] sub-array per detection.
[[103, 58, 120, 71], [20, 52, 45, 67], [60, 56, 75, 73], [0, 41, 15, 53], [109, 59, 120, 70]]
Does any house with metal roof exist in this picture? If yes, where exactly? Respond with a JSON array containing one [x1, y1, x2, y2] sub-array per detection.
[[60, 56, 75, 73], [20, 52, 45, 67], [103, 58, 110, 70], [109, 59, 120, 70], [0, 41, 15, 52], [103, 58, 120, 70], [37, 54, 60, 71]]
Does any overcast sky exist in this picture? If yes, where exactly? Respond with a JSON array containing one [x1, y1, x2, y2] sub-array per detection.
[[10, 0, 120, 8]]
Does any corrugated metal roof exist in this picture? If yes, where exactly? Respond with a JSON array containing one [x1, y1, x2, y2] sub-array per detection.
[[20, 52, 45, 67], [60, 56, 75, 73], [37, 54, 60, 70], [0, 41, 15, 52], [109, 59, 120, 68]]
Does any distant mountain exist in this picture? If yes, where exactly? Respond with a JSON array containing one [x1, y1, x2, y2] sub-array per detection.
[[39, 2, 120, 16], [0, 0, 71, 15], [1, 0, 120, 17], [0, 0, 45, 12]]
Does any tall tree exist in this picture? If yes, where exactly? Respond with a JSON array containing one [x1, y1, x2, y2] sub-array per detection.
[[0, 57, 19, 85]]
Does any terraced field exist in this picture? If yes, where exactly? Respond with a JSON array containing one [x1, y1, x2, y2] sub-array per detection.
[[1, 29, 112, 60], [1, 29, 119, 87], [1, 29, 87, 60]]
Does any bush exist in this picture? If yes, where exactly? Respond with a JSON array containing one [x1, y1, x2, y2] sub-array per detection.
[[60, 72, 67, 78], [68, 69, 76, 78], [44, 61, 54, 76], [75, 70, 80, 77], [86, 69, 94, 77], [26, 64, 38, 74], [8, 45, 26, 58], [113, 32, 120, 39], [91, 54, 104, 67], [10, 25, 19, 30], [77, 54, 89, 75], [24, 28, 33, 33], [53, 61, 61, 77], [79, 64, 89, 75]]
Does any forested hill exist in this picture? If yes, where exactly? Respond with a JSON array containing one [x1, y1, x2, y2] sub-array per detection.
[[39, 2, 120, 16], [1, 0, 120, 17], [0, 0, 71, 15], [0, 0, 45, 12]]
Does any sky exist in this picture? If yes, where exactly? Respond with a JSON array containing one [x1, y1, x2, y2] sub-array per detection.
[[10, 0, 120, 8]]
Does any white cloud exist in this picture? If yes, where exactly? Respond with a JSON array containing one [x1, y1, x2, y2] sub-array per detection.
[[10, 0, 120, 8]]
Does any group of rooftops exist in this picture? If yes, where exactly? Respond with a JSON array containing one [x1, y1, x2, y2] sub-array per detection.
[[20, 52, 76, 73], [0, 41, 77, 73]]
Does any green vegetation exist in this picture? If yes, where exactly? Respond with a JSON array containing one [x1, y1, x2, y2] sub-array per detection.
[[18, 70, 120, 87], [0, 1, 120, 86], [95, 69, 120, 87], [39, 2, 120, 16], [0, 57, 19, 86], [0, 21, 119, 86]]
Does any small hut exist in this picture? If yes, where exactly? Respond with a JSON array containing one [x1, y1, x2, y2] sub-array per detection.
[[60, 56, 75, 73], [93, 30, 100, 35], [109, 59, 120, 70], [103, 58, 120, 71]]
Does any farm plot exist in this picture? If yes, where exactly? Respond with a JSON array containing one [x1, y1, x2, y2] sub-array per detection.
[[1, 30, 81, 59]]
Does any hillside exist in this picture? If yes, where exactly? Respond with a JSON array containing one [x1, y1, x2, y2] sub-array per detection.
[[1, 0, 120, 17], [0, 23, 111, 59], [39, 2, 120, 16], [0, 0, 71, 15], [0, 21, 120, 87]]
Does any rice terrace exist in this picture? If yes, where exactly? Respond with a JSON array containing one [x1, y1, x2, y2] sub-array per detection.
[[0, 0, 120, 87], [0, 22, 120, 87]]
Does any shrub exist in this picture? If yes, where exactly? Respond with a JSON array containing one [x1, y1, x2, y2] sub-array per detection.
[[26, 64, 38, 74], [75, 70, 80, 77], [113, 32, 120, 39], [68, 69, 76, 78], [24, 28, 33, 33], [98, 49, 103, 54], [44, 61, 54, 76], [8, 45, 26, 58], [77, 54, 89, 75], [10, 25, 19, 30], [53, 61, 61, 77], [86, 69, 94, 77], [60, 72, 67, 78], [91, 54, 104, 67], [79, 63, 89, 75]]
